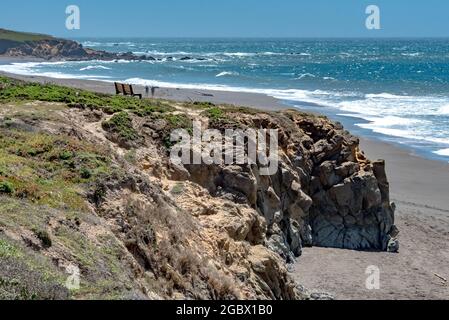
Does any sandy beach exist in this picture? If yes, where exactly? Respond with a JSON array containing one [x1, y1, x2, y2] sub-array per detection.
[[1, 69, 448, 300], [0, 68, 287, 111]]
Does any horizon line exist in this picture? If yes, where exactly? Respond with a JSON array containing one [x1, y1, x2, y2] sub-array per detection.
[[63, 35, 449, 40]]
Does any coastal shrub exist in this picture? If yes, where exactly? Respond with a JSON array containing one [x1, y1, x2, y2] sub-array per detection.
[[184, 101, 216, 109], [80, 167, 92, 179], [59, 150, 73, 160], [0, 239, 20, 258], [0, 238, 69, 300], [164, 114, 192, 131], [204, 107, 225, 121], [202, 106, 239, 129], [0, 126, 111, 210], [171, 183, 185, 195], [32, 228, 52, 248], [133, 104, 169, 117], [0, 181, 14, 194], [102, 112, 140, 144], [161, 114, 193, 149]]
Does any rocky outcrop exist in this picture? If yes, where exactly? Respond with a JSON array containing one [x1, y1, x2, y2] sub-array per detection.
[[0, 38, 153, 61], [77, 104, 398, 297], [177, 111, 398, 261]]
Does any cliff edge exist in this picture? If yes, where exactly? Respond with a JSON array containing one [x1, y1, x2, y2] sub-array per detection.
[[0, 76, 398, 300]]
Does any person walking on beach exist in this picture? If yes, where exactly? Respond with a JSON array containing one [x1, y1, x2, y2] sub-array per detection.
[[145, 85, 150, 97], [151, 86, 158, 97]]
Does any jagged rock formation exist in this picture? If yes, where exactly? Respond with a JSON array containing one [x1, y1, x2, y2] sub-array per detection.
[[0, 38, 153, 61], [0, 29, 214, 62], [179, 111, 397, 262], [0, 29, 153, 61]]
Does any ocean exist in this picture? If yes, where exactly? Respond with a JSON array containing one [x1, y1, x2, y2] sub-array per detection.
[[1, 38, 449, 162]]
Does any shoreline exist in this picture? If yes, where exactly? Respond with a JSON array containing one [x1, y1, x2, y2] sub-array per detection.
[[2, 56, 449, 165], [1, 69, 449, 300], [2, 69, 449, 212], [0, 66, 287, 111]]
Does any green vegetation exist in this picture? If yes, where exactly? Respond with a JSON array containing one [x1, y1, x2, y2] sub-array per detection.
[[202, 106, 240, 128], [0, 235, 68, 300], [0, 77, 172, 115], [0, 28, 53, 42], [0, 126, 111, 211], [204, 107, 225, 121], [183, 101, 216, 110], [164, 113, 192, 131], [161, 114, 193, 148], [0, 194, 138, 300], [171, 183, 185, 195], [0, 181, 14, 194], [0, 238, 21, 258], [102, 111, 140, 145]]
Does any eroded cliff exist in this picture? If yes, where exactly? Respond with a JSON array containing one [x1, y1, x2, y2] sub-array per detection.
[[0, 77, 398, 300]]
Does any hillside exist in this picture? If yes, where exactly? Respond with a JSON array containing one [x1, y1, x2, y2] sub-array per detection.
[[0, 29, 54, 42], [0, 28, 150, 61], [0, 76, 398, 300]]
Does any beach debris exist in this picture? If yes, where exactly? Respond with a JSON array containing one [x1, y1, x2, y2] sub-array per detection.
[[434, 273, 447, 284], [194, 91, 214, 97]]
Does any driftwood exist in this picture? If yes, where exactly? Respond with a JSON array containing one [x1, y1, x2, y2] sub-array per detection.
[[194, 91, 214, 97], [434, 273, 447, 283]]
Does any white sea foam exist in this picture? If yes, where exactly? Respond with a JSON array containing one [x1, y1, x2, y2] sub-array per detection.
[[80, 65, 112, 71], [81, 41, 102, 47], [295, 73, 316, 80], [401, 52, 422, 57], [140, 50, 192, 56], [0, 62, 111, 80], [438, 104, 449, 115], [365, 93, 409, 99], [123, 77, 340, 108], [331, 92, 449, 147], [223, 52, 255, 57], [357, 122, 449, 145], [434, 148, 449, 156], [82, 41, 137, 48], [215, 71, 239, 77]]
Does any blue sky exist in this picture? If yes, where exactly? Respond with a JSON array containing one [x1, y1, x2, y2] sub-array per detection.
[[1, 0, 449, 38]]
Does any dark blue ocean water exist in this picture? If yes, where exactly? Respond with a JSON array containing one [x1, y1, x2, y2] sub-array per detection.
[[1, 38, 449, 161]]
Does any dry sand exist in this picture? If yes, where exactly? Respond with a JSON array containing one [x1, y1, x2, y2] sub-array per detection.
[[1, 69, 448, 300]]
